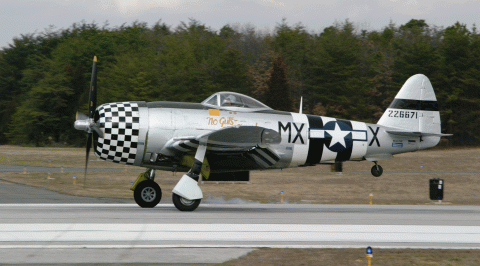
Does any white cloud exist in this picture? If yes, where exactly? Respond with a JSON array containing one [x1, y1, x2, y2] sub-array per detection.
[[100, 0, 186, 15], [260, 0, 287, 8]]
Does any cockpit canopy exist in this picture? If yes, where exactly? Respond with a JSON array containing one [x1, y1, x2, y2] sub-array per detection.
[[201, 92, 272, 110]]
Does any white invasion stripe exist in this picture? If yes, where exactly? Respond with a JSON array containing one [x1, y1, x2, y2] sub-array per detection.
[[2, 224, 479, 244], [350, 121, 368, 160], [352, 131, 366, 141], [309, 129, 324, 139], [351, 140, 367, 160], [290, 113, 309, 166]]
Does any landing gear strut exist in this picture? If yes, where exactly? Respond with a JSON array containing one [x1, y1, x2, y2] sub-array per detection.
[[371, 162, 383, 177], [172, 139, 206, 211], [133, 169, 162, 208]]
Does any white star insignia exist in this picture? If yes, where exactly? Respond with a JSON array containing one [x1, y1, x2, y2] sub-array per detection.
[[326, 123, 349, 148]]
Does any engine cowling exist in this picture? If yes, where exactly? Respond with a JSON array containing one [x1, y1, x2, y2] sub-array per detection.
[[95, 102, 142, 165]]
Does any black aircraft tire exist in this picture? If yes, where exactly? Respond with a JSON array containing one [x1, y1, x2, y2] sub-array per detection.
[[134, 180, 162, 208], [172, 193, 201, 212], [371, 165, 383, 177]]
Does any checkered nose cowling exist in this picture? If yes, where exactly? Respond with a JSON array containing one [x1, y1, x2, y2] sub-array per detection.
[[95, 102, 140, 165]]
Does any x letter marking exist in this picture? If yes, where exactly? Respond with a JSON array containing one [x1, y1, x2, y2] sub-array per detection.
[[368, 126, 380, 147]]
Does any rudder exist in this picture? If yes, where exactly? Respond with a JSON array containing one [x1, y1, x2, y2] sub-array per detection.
[[377, 74, 441, 135]]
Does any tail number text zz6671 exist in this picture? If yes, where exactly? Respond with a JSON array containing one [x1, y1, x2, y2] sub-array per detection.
[[388, 110, 418, 119]]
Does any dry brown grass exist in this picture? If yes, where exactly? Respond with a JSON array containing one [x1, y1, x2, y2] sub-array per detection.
[[0, 145, 124, 168], [2, 145, 480, 204], [219, 248, 480, 266]]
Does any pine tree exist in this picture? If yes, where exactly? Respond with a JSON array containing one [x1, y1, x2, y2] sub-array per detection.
[[264, 54, 293, 111]]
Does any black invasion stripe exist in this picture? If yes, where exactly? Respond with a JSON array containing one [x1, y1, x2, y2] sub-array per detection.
[[248, 150, 272, 167], [178, 143, 194, 150], [305, 115, 324, 165], [260, 147, 280, 162], [335, 120, 353, 162], [389, 99, 439, 111]]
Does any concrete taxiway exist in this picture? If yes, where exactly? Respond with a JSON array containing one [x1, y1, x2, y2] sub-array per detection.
[[1, 181, 480, 264]]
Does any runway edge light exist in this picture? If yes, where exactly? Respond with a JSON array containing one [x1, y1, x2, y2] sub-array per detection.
[[366, 246, 373, 266]]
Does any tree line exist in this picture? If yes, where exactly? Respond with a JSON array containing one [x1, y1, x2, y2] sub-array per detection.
[[1, 19, 479, 146]]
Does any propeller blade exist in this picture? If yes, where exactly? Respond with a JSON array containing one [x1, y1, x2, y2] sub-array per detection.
[[88, 56, 98, 119], [84, 56, 97, 188], [84, 132, 92, 188]]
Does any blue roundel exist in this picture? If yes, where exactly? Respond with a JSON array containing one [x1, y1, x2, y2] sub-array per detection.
[[323, 121, 353, 152]]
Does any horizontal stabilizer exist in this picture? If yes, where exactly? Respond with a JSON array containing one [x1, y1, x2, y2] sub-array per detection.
[[386, 130, 453, 137]]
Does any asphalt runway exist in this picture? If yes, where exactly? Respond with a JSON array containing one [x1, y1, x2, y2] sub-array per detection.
[[1, 181, 480, 265], [0, 164, 142, 173]]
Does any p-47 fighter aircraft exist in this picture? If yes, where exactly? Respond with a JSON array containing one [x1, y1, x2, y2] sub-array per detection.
[[75, 57, 451, 211]]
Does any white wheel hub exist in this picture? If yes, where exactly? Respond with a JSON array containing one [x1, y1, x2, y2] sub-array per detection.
[[141, 187, 156, 202]]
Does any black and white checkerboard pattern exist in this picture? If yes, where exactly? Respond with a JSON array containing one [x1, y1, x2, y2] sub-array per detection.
[[95, 102, 140, 165]]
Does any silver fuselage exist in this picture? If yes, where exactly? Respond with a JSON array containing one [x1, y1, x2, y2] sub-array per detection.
[[92, 101, 440, 172]]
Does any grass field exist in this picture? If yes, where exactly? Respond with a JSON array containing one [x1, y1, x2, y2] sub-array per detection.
[[219, 248, 480, 266], [1, 145, 480, 265]]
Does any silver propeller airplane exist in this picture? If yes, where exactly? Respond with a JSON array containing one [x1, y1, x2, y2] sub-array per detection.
[[75, 57, 451, 211]]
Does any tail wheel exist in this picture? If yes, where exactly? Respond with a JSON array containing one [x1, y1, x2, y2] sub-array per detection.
[[371, 164, 383, 177], [172, 193, 201, 212], [134, 180, 162, 208]]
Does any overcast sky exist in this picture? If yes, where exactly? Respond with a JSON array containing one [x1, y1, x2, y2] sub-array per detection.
[[1, 0, 479, 49]]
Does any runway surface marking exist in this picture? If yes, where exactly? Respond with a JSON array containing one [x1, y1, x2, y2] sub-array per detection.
[[0, 203, 141, 207], [1, 244, 480, 250], [2, 224, 480, 244]]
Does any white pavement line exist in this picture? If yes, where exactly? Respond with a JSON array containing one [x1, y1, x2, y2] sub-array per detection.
[[1, 224, 480, 244], [1, 245, 480, 250], [0, 204, 159, 207]]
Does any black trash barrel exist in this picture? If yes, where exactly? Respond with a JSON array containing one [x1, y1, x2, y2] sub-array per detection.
[[429, 178, 444, 200]]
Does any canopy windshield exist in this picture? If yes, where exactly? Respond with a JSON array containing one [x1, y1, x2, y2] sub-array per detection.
[[201, 92, 271, 110]]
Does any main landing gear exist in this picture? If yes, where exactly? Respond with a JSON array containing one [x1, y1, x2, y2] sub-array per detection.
[[132, 141, 206, 212], [132, 167, 202, 211], [133, 169, 162, 208], [132, 166, 203, 211], [371, 162, 383, 177]]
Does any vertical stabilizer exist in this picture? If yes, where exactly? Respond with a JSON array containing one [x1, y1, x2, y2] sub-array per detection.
[[377, 74, 441, 135]]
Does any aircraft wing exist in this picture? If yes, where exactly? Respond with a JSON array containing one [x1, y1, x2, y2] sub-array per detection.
[[386, 130, 453, 137], [160, 126, 282, 168]]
